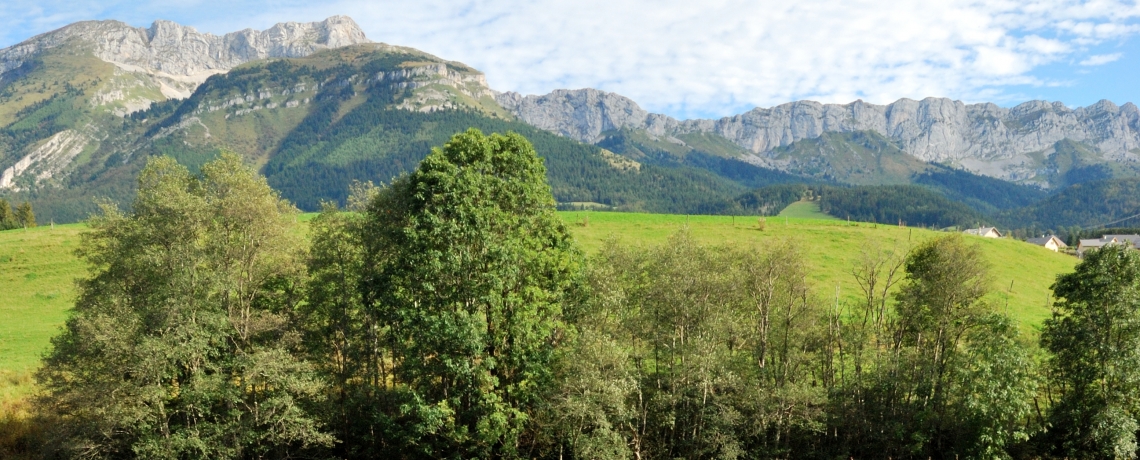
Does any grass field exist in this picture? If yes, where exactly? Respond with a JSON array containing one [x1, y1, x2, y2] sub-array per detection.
[[0, 210, 1078, 408], [777, 200, 838, 220], [561, 211, 1075, 332], [0, 224, 85, 373]]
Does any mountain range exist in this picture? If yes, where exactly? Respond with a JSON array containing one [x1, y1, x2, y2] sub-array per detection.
[[2, 15, 1140, 231]]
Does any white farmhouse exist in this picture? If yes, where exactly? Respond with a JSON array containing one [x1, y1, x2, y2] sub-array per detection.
[[963, 227, 1001, 238], [1026, 235, 1068, 252]]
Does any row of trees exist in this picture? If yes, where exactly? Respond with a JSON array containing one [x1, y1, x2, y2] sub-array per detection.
[[0, 198, 35, 230], [24, 130, 1140, 459]]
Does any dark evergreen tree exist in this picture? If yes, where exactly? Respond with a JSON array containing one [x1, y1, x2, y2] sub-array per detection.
[[14, 201, 34, 229], [0, 198, 15, 230]]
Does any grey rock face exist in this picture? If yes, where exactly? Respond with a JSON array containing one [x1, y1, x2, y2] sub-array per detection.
[[499, 89, 1140, 183], [0, 16, 370, 83], [496, 89, 657, 143]]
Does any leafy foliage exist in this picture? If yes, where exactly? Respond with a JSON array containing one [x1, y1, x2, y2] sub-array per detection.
[[12, 130, 1132, 459], [1041, 246, 1140, 458], [825, 235, 1037, 459], [36, 153, 332, 458], [306, 129, 587, 457], [546, 231, 829, 459]]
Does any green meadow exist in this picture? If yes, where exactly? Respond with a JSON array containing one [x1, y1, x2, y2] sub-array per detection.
[[563, 210, 1075, 331], [0, 210, 1077, 405], [776, 200, 838, 220], [0, 224, 85, 404]]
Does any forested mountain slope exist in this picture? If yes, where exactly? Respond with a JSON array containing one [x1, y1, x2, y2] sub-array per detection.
[[998, 178, 1140, 230], [2, 41, 765, 222], [5, 15, 1140, 230]]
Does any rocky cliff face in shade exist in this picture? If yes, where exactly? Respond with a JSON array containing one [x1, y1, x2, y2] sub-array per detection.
[[497, 89, 1140, 184], [0, 16, 371, 97]]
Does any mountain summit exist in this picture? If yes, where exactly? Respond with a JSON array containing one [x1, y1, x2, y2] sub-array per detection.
[[0, 16, 371, 98], [498, 89, 1140, 187], [4, 15, 1140, 228]]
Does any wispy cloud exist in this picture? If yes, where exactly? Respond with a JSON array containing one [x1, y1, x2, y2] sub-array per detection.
[[3, 0, 1140, 118], [1080, 52, 1123, 65]]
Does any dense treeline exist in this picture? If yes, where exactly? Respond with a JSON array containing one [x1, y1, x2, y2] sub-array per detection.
[[735, 183, 988, 227], [915, 166, 1047, 213], [12, 130, 1140, 459], [999, 177, 1140, 230], [734, 183, 812, 215], [817, 184, 987, 227]]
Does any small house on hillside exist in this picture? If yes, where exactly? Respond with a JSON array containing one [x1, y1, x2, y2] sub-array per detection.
[[964, 226, 1002, 238], [1103, 234, 1140, 248], [1027, 235, 1068, 252], [1077, 234, 1140, 257], [1078, 237, 1119, 257]]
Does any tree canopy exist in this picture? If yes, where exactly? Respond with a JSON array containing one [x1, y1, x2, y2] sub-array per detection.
[[37, 153, 332, 459], [1042, 245, 1140, 458]]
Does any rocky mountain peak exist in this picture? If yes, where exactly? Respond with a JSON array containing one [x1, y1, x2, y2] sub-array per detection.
[[0, 16, 371, 97], [500, 89, 1140, 186], [495, 88, 678, 143]]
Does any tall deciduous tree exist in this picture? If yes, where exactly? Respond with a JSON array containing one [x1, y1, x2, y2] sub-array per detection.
[[37, 153, 332, 459], [358, 128, 585, 457], [1043, 245, 1140, 459], [301, 181, 381, 458], [556, 232, 829, 460], [830, 234, 1036, 459]]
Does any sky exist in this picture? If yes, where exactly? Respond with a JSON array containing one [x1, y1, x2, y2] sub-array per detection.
[[3, 0, 1140, 120]]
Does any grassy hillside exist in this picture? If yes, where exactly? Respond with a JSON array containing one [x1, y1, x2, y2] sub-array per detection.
[[0, 224, 84, 408], [0, 225, 84, 374], [0, 211, 1079, 411], [766, 131, 932, 184], [563, 211, 1075, 331]]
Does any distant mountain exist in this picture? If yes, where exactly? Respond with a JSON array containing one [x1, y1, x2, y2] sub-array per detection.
[[1, 16, 369, 100], [498, 89, 1140, 188], [6, 15, 1140, 229], [0, 23, 758, 222], [0, 16, 371, 195]]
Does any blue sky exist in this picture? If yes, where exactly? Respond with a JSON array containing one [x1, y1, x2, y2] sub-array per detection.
[[4, 0, 1140, 120]]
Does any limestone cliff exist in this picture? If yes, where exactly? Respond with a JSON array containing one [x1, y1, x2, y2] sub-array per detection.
[[497, 89, 1140, 185], [0, 16, 371, 98]]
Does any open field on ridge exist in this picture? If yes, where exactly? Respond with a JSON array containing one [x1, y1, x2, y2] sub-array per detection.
[[777, 200, 838, 220], [0, 210, 1077, 406]]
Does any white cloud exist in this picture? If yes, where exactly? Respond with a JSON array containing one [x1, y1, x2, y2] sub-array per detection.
[[2, 0, 1140, 118], [1080, 52, 1124, 65]]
